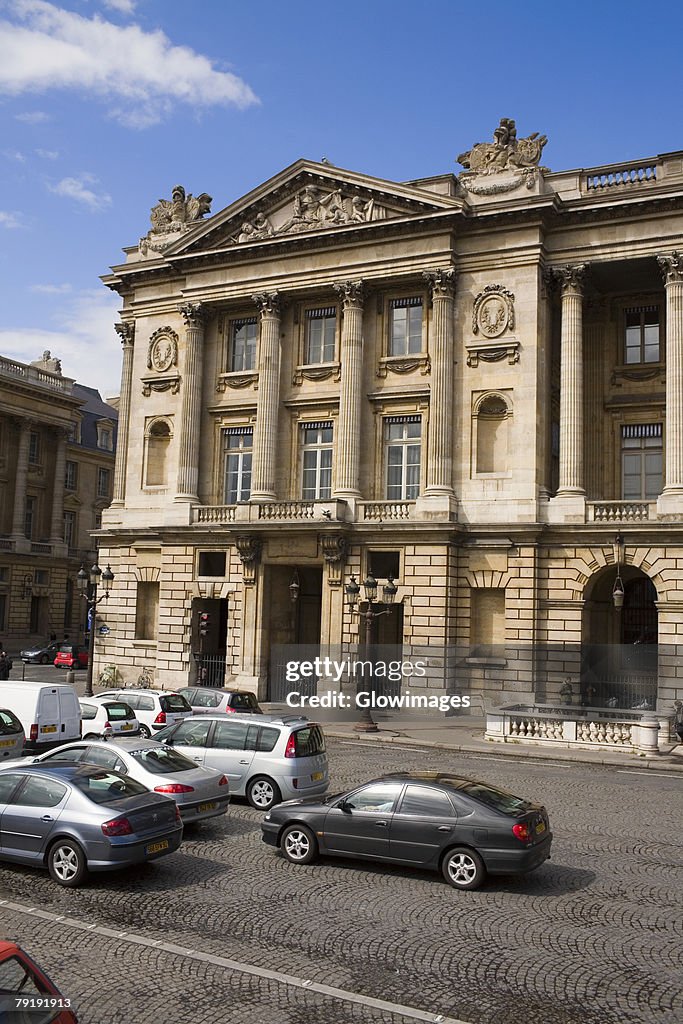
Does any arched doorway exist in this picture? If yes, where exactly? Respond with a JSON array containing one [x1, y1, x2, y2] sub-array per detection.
[[582, 567, 658, 709]]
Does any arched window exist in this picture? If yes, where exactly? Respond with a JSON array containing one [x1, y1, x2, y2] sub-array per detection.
[[145, 420, 171, 487], [475, 395, 509, 474]]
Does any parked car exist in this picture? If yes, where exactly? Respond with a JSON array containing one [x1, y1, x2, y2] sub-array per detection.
[[0, 681, 81, 752], [261, 771, 552, 891], [0, 940, 78, 1022], [0, 709, 25, 761], [30, 738, 230, 824], [154, 713, 328, 810], [178, 686, 263, 715], [0, 763, 182, 886], [20, 640, 61, 665], [96, 689, 192, 739], [54, 645, 88, 670], [79, 699, 140, 740]]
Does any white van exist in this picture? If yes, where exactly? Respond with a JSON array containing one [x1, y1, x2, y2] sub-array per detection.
[[0, 682, 81, 752]]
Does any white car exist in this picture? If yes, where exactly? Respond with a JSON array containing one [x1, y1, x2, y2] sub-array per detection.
[[96, 689, 192, 738], [79, 698, 140, 740]]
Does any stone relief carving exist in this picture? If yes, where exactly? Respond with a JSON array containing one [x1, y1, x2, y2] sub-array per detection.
[[141, 377, 181, 396], [472, 285, 515, 338], [234, 185, 385, 244], [147, 327, 178, 373], [139, 185, 212, 255], [30, 350, 62, 374], [235, 535, 262, 584], [376, 356, 431, 378], [457, 119, 548, 195]]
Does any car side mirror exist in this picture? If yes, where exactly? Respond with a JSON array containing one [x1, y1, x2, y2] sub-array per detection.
[[339, 800, 353, 813]]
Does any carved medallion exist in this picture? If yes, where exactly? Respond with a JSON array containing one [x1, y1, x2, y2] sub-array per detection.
[[472, 285, 515, 339], [147, 327, 178, 373]]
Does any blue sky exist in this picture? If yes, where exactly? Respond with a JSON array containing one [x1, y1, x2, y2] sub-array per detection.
[[1, 0, 682, 398]]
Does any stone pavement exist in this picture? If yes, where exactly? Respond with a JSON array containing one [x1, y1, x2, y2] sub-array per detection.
[[265, 703, 683, 773]]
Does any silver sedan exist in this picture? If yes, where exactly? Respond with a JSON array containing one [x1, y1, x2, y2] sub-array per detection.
[[30, 738, 230, 823], [0, 763, 182, 887]]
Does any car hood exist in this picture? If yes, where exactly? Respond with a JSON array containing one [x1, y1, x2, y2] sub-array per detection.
[[271, 795, 330, 814]]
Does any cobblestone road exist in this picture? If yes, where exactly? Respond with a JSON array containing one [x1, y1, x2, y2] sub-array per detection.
[[0, 741, 681, 1024]]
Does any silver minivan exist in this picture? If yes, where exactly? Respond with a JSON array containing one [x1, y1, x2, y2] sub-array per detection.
[[153, 714, 328, 810]]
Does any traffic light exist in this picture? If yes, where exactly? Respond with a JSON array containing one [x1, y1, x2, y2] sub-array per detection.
[[199, 612, 211, 637]]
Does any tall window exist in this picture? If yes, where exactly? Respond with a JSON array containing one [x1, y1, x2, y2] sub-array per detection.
[[224, 428, 253, 504], [24, 496, 35, 539], [145, 421, 171, 487], [135, 581, 159, 641], [301, 423, 333, 500], [63, 511, 76, 549], [385, 417, 421, 500], [229, 318, 257, 372], [305, 308, 336, 364], [389, 298, 423, 356], [28, 431, 40, 464], [97, 424, 113, 451], [65, 461, 78, 490], [622, 424, 662, 499], [97, 468, 110, 498], [624, 306, 660, 364]]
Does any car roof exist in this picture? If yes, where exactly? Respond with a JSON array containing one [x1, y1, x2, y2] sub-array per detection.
[[2, 763, 112, 781], [380, 771, 473, 787], [185, 686, 256, 696], [167, 712, 309, 726]]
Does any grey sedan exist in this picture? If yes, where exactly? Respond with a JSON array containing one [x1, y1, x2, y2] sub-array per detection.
[[0, 763, 182, 887], [30, 738, 230, 823]]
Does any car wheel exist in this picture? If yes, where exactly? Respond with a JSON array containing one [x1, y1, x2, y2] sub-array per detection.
[[40, 654, 49, 665], [246, 776, 281, 811], [83, 733, 98, 741], [47, 838, 87, 887], [280, 824, 317, 864], [441, 847, 486, 891], [138, 724, 151, 739]]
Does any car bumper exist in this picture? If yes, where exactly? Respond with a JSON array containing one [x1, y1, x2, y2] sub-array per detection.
[[484, 833, 553, 875], [87, 826, 183, 871], [261, 820, 281, 847], [278, 777, 329, 802]]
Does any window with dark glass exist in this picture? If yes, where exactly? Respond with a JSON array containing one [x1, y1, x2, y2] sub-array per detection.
[[224, 428, 252, 503], [28, 430, 40, 464], [198, 551, 226, 577], [624, 306, 660, 364], [97, 467, 110, 498], [385, 417, 421, 500], [65, 460, 78, 490], [301, 423, 333, 500], [389, 297, 423, 356], [622, 424, 662, 500], [229, 318, 258, 372], [305, 307, 336, 364]]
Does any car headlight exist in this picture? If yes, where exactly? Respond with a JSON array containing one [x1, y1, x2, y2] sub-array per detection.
[[264, 812, 271, 821]]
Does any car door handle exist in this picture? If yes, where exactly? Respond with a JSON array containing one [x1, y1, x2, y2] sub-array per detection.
[[437, 825, 452, 832], [41, 815, 54, 822], [374, 820, 388, 827], [239, 759, 250, 764]]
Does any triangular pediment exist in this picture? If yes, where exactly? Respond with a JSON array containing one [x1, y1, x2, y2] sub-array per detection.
[[157, 160, 460, 260]]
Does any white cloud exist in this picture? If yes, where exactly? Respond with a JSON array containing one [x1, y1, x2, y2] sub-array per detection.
[[102, 0, 136, 13], [0, 288, 123, 399], [49, 174, 111, 210], [35, 147, 59, 159], [29, 282, 72, 294], [14, 109, 49, 123], [0, 211, 22, 228], [0, 0, 259, 128], [3, 149, 26, 162]]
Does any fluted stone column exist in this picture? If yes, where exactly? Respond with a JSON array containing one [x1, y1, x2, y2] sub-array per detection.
[[423, 268, 456, 496], [49, 428, 67, 546], [657, 252, 683, 511], [112, 321, 135, 506], [175, 303, 206, 502], [332, 281, 364, 500], [11, 418, 31, 543], [250, 293, 282, 502], [555, 265, 586, 496]]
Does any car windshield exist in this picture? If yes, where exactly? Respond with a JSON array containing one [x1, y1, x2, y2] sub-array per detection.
[[454, 780, 533, 814], [72, 769, 148, 804], [160, 694, 191, 713], [128, 746, 198, 774]]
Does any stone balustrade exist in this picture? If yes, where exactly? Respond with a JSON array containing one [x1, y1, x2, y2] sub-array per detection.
[[194, 505, 237, 524], [587, 500, 653, 522], [0, 356, 74, 393], [585, 162, 658, 191], [360, 501, 414, 521], [486, 702, 663, 755]]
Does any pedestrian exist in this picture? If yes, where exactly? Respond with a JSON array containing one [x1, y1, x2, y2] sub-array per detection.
[[0, 651, 11, 680]]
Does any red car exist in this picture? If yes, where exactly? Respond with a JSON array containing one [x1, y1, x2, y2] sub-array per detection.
[[54, 644, 88, 670], [0, 940, 78, 1022]]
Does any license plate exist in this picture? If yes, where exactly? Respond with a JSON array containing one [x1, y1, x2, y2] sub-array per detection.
[[145, 840, 169, 855], [198, 802, 217, 812], [120, 723, 133, 730], [0, 739, 15, 748], [41, 725, 57, 733], [311, 771, 323, 782], [536, 821, 546, 834]]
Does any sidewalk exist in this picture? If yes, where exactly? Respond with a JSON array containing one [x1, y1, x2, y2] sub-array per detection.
[[264, 704, 683, 773]]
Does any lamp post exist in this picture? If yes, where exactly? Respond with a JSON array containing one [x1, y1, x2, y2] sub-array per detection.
[[77, 562, 114, 697], [345, 573, 398, 732], [612, 533, 625, 610]]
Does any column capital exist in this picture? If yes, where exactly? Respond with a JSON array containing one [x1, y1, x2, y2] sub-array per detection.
[[115, 320, 135, 347], [423, 267, 456, 299], [252, 291, 282, 318], [657, 251, 683, 285], [179, 302, 207, 329], [552, 264, 587, 296], [333, 280, 364, 309]]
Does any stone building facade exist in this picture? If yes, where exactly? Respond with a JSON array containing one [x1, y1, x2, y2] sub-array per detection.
[[99, 122, 683, 713], [0, 351, 118, 647]]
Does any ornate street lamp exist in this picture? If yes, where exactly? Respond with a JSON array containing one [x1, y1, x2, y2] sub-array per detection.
[[612, 534, 625, 610], [345, 573, 398, 732], [78, 562, 114, 697]]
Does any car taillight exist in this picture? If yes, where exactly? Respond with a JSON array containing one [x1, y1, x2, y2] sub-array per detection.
[[154, 783, 194, 794], [104, 721, 111, 730], [175, 806, 182, 823], [101, 816, 133, 836], [154, 711, 166, 724], [226, 706, 235, 713], [512, 822, 532, 843], [284, 734, 297, 758], [218, 775, 229, 786]]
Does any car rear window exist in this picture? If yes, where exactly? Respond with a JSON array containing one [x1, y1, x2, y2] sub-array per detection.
[[160, 694, 191, 713], [0, 709, 22, 734], [73, 769, 148, 804], [230, 693, 259, 710], [129, 746, 199, 774], [456, 781, 533, 815], [292, 724, 326, 757], [103, 702, 135, 721]]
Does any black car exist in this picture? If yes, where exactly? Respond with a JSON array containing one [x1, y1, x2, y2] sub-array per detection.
[[20, 641, 61, 665], [261, 771, 552, 890]]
